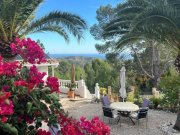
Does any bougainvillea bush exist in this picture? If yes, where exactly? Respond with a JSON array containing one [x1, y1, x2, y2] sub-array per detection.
[[0, 54, 61, 134], [0, 38, 110, 135], [59, 115, 110, 135]]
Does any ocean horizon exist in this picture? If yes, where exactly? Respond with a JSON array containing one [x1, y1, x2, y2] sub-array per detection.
[[49, 53, 106, 59]]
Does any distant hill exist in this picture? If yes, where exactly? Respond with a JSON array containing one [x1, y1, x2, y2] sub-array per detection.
[[56, 56, 101, 67], [49, 53, 105, 59]]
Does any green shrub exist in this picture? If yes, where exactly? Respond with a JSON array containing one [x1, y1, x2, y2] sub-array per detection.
[[159, 68, 179, 111], [127, 92, 134, 102], [134, 90, 143, 105], [127, 90, 143, 105], [100, 87, 107, 95], [149, 96, 161, 109]]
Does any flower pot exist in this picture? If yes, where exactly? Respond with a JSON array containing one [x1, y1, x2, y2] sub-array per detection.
[[67, 90, 75, 98]]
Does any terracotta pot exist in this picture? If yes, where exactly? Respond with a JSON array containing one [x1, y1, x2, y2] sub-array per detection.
[[67, 90, 75, 98]]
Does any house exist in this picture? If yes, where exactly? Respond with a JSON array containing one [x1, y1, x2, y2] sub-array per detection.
[[16, 54, 59, 80]]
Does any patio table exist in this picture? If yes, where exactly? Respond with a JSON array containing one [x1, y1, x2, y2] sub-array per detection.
[[110, 102, 139, 112], [110, 102, 139, 125]]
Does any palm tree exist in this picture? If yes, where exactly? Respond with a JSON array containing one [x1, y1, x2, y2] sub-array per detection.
[[0, 0, 87, 58], [104, 0, 180, 57], [103, 0, 180, 130], [98, 0, 162, 87]]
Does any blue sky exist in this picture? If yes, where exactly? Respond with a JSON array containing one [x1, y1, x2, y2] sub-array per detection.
[[28, 0, 121, 54]]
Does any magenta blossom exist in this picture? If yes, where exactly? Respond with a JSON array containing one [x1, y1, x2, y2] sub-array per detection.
[[46, 76, 60, 93], [10, 38, 46, 64]]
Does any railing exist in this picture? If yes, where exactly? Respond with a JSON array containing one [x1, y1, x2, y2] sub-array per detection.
[[59, 79, 78, 89], [58, 79, 92, 99]]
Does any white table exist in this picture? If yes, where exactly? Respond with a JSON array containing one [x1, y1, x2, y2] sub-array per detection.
[[110, 102, 139, 125], [110, 102, 139, 112]]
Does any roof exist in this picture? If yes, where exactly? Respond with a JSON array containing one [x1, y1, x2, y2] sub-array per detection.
[[15, 54, 59, 67], [15, 53, 52, 60]]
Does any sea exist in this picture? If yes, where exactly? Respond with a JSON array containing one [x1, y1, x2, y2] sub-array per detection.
[[49, 54, 106, 59]]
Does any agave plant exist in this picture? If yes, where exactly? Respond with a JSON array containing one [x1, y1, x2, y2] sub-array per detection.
[[103, 0, 180, 131], [0, 0, 87, 58]]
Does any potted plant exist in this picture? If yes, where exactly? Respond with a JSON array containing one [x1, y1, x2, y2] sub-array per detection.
[[67, 64, 76, 98], [67, 82, 76, 98]]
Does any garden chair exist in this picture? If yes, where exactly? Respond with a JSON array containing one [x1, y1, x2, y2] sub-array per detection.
[[130, 108, 149, 128], [141, 98, 150, 108], [102, 106, 120, 124], [102, 95, 111, 107]]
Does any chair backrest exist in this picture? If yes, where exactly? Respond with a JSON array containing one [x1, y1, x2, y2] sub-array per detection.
[[141, 98, 150, 108], [102, 96, 111, 106], [102, 106, 114, 118], [137, 108, 148, 119]]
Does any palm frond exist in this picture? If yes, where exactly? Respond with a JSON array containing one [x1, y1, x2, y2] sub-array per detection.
[[101, 0, 180, 54], [22, 11, 87, 41], [95, 41, 118, 53], [22, 25, 70, 42], [0, 0, 43, 40]]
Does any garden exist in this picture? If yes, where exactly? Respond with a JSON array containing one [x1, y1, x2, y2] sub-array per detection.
[[0, 0, 180, 135], [0, 0, 110, 135]]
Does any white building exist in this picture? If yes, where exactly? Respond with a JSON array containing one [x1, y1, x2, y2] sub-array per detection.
[[16, 55, 93, 99], [16, 54, 59, 80]]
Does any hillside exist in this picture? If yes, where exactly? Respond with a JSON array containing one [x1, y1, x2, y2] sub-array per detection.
[[56, 56, 103, 67]]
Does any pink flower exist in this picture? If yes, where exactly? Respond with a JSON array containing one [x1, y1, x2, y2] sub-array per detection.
[[14, 80, 26, 87], [0, 99, 14, 115], [0, 61, 20, 76], [59, 115, 110, 135], [0, 92, 11, 102], [28, 65, 46, 89], [35, 129, 51, 135], [46, 76, 60, 93], [2, 85, 10, 91], [10, 38, 46, 64], [1, 116, 8, 123]]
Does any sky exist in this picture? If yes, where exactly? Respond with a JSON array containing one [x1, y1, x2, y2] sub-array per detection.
[[28, 0, 122, 54]]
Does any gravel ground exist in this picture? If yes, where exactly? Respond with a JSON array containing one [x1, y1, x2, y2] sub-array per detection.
[[61, 100, 178, 135]]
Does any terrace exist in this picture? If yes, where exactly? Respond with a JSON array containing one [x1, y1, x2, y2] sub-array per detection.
[[0, 0, 180, 135]]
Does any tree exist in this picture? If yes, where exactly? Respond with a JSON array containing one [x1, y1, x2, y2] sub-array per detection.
[[91, 0, 180, 130], [103, 0, 180, 64], [55, 60, 86, 81], [84, 63, 95, 93], [84, 59, 119, 93], [0, 0, 87, 59], [103, 0, 180, 131], [90, 4, 115, 40], [91, 1, 176, 88], [56, 60, 71, 79], [75, 66, 86, 81]]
